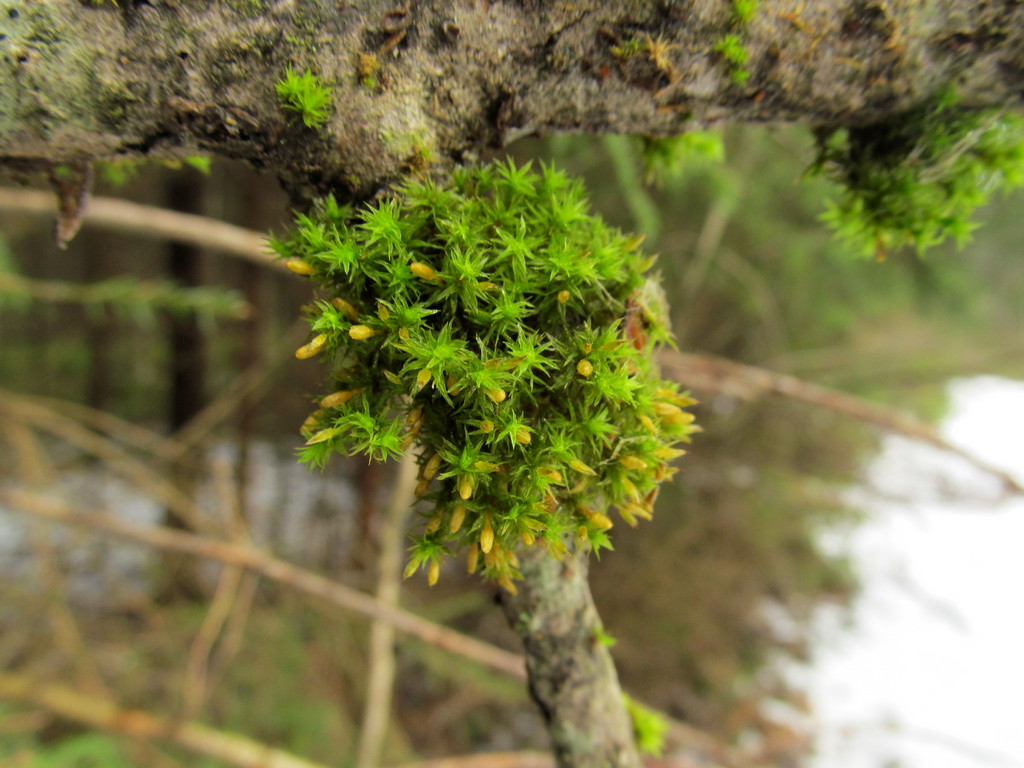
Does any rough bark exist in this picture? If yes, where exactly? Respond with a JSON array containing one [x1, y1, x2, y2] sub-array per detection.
[[501, 545, 640, 768], [2, 0, 1023, 198]]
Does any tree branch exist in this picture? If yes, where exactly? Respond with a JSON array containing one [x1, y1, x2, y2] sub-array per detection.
[[0, 188, 277, 269], [2, 1, 1022, 194], [659, 349, 1024, 497], [0, 487, 527, 680], [501, 546, 641, 768]]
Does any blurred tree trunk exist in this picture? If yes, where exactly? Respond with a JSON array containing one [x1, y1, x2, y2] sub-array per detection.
[[158, 171, 208, 602]]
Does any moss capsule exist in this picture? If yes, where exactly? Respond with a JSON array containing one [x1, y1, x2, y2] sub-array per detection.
[[321, 388, 363, 408], [410, 261, 440, 281], [577, 359, 594, 377], [480, 517, 494, 553], [285, 258, 316, 275], [449, 504, 466, 533], [349, 324, 378, 340], [296, 334, 328, 359]]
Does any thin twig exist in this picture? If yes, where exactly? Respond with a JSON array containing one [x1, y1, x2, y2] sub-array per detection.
[[0, 393, 217, 534], [182, 563, 244, 719], [659, 349, 1024, 496], [0, 672, 332, 768], [0, 188, 279, 270], [356, 454, 419, 768], [0, 489, 527, 680], [3, 418, 111, 698]]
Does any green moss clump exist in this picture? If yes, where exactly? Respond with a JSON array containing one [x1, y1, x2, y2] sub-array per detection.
[[275, 65, 333, 128], [813, 90, 1024, 258], [272, 160, 698, 589]]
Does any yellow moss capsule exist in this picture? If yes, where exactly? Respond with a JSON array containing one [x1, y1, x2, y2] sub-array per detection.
[[405, 405, 424, 428], [483, 545, 498, 569], [466, 543, 479, 573], [377, 304, 390, 321], [295, 334, 328, 359], [424, 511, 443, 534], [305, 427, 340, 445], [625, 502, 653, 521], [349, 324, 378, 340], [618, 506, 638, 527], [577, 359, 594, 377], [331, 297, 358, 321], [479, 420, 495, 433], [537, 468, 563, 484], [423, 452, 442, 481], [458, 475, 473, 500], [473, 461, 500, 473], [624, 233, 647, 251], [486, 388, 507, 403], [416, 368, 433, 391], [654, 446, 687, 461], [449, 504, 467, 533], [557, 290, 570, 303], [576, 525, 589, 541], [521, 530, 535, 546], [410, 261, 440, 281], [320, 388, 364, 408], [301, 409, 326, 432], [583, 508, 614, 530], [498, 575, 518, 595], [414, 478, 430, 497], [569, 459, 598, 476], [403, 559, 420, 580], [479, 518, 494, 553], [477, 281, 500, 291], [619, 455, 648, 471], [285, 258, 315, 275], [427, 559, 440, 586], [399, 327, 410, 340], [639, 414, 658, 434], [516, 428, 532, 445], [582, 342, 593, 354]]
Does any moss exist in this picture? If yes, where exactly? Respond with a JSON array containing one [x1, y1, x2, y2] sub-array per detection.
[[812, 87, 1024, 258], [274, 160, 698, 588]]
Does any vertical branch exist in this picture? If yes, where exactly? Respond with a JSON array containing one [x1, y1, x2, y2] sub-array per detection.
[[501, 546, 641, 768], [355, 454, 419, 768]]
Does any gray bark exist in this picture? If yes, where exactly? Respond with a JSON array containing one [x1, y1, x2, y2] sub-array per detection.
[[501, 546, 640, 768], [2, 0, 1023, 197]]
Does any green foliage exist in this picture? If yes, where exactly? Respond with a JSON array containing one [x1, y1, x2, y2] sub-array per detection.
[[0, 718, 132, 768], [812, 91, 1024, 258], [275, 66, 333, 129], [623, 695, 668, 756], [714, 34, 750, 85], [273, 159, 698, 588], [731, 0, 760, 25], [0, 273, 249, 320], [637, 131, 725, 185]]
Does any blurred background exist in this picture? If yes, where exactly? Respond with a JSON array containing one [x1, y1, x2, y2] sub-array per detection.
[[1, 127, 1022, 768]]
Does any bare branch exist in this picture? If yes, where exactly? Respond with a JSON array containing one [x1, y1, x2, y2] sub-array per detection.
[[659, 349, 1024, 497], [0, 488, 527, 680], [355, 453, 419, 768], [0, 188, 278, 269]]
